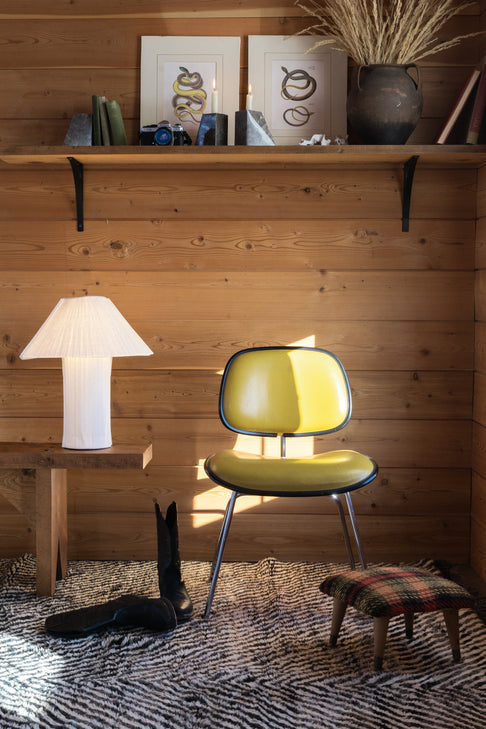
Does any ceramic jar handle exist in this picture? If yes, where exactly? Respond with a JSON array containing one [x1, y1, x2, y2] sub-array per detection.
[[355, 64, 421, 92], [404, 63, 421, 92]]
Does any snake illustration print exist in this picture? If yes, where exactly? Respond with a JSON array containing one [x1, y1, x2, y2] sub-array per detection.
[[172, 66, 208, 123], [280, 66, 317, 127]]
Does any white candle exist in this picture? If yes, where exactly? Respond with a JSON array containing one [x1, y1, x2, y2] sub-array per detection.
[[211, 78, 218, 113], [246, 83, 253, 110]]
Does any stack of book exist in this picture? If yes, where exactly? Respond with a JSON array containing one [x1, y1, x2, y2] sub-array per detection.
[[437, 57, 486, 144], [63, 95, 128, 146], [91, 95, 128, 145]]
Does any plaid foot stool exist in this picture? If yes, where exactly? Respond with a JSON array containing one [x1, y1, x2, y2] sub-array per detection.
[[320, 566, 475, 671]]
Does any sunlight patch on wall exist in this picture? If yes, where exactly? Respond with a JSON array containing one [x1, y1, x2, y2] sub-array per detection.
[[192, 493, 279, 529], [288, 335, 316, 347]]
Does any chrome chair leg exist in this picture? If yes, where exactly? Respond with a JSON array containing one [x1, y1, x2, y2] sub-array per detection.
[[331, 494, 355, 569], [344, 491, 366, 569], [204, 490, 238, 620], [208, 491, 241, 580]]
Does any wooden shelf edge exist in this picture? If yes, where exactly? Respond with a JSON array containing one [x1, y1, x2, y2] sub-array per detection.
[[1, 144, 486, 169]]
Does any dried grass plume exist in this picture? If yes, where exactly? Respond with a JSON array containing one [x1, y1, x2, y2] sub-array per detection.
[[296, 0, 480, 65]]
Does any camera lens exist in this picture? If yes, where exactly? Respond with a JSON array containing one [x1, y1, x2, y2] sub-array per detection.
[[154, 126, 173, 145]]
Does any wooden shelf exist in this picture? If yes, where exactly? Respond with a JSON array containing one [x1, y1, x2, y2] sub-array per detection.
[[2, 144, 484, 233], [2, 144, 486, 169]]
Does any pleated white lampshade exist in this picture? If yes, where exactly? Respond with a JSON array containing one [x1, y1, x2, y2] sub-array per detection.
[[20, 296, 153, 450], [20, 296, 153, 359]]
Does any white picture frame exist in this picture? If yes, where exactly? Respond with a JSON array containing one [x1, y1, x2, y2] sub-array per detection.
[[248, 35, 347, 145], [140, 36, 241, 144]]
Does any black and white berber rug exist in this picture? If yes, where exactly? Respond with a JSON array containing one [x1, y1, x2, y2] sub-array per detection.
[[1, 555, 486, 729]]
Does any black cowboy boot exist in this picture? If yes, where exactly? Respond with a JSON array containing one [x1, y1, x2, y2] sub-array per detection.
[[155, 501, 193, 621], [45, 594, 177, 639]]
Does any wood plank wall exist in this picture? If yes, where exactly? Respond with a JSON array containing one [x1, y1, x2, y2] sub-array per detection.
[[0, 1, 481, 565], [472, 1, 486, 582]]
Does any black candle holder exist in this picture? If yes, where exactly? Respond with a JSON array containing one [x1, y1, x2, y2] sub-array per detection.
[[196, 113, 228, 146]]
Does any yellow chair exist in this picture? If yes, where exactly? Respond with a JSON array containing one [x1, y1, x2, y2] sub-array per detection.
[[203, 346, 378, 618]]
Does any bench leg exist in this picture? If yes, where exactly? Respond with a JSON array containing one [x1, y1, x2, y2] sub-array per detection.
[[330, 597, 347, 646], [442, 608, 461, 662], [404, 612, 414, 640], [373, 616, 390, 671], [35, 468, 67, 596]]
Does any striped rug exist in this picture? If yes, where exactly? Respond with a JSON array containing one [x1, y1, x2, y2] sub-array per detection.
[[1, 555, 486, 729]]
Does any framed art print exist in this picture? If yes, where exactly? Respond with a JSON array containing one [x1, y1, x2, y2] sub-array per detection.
[[141, 36, 241, 144], [248, 36, 347, 145]]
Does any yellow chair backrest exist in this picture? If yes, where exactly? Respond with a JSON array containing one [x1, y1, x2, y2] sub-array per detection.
[[220, 347, 351, 437]]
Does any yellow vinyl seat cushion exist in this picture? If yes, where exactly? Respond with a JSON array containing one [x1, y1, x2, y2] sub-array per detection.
[[205, 449, 377, 496]]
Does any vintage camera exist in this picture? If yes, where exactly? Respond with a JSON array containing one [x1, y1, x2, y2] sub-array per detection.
[[139, 120, 192, 146]]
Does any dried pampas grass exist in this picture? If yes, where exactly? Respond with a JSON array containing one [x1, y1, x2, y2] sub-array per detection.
[[296, 0, 480, 65]]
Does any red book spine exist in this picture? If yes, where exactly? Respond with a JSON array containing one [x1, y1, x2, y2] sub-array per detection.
[[436, 65, 481, 144]]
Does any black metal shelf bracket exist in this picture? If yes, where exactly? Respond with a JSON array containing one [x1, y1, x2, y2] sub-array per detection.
[[402, 155, 419, 232], [67, 156, 84, 232]]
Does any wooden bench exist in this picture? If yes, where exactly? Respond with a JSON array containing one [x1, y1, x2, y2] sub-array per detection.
[[0, 442, 152, 595]]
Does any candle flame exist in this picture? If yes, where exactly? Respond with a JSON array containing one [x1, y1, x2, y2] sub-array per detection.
[[212, 78, 216, 91], [248, 83, 252, 94]]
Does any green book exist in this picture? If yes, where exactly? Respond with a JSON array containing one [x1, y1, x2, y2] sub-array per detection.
[[105, 99, 128, 145], [91, 95, 102, 145], [99, 96, 111, 145]]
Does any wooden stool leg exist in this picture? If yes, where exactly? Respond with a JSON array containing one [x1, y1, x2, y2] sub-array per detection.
[[442, 608, 461, 662], [404, 612, 414, 640], [330, 597, 347, 646], [35, 467, 67, 596], [373, 616, 390, 671]]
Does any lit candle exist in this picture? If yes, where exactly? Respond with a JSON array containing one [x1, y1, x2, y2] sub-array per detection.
[[211, 78, 218, 113], [246, 83, 253, 110]]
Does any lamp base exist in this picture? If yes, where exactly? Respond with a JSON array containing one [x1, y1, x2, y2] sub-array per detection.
[[62, 357, 112, 449]]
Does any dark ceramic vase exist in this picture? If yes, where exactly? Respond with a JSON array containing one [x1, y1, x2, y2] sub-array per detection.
[[347, 64, 423, 144]]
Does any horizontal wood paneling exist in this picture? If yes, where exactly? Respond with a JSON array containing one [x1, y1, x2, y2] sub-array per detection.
[[2, 319, 474, 372], [0, 18, 308, 69], [475, 270, 486, 320], [50, 513, 473, 562], [1, 2, 479, 18], [475, 322, 486, 374], [0, 2, 479, 565], [472, 420, 486, 475], [32, 466, 464, 516], [0, 0, 311, 13], [0, 511, 469, 563], [0, 64, 479, 120], [0, 168, 477, 221], [0, 110, 457, 148], [474, 371, 486, 425], [0, 271, 475, 322], [0, 370, 473, 419], [0, 468, 35, 522], [0, 69, 139, 120], [1, 465, 469, 519], [471, 519, 486, 580], [0, 19, 477, 70], [472, 471, 486, 527], [0, 219, 475, 272], [0, 417, 472, 470]]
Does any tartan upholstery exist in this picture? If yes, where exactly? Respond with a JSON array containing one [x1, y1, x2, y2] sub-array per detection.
[[320, 566, 475, 618]]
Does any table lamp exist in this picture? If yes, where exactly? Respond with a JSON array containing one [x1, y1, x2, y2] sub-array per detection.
[[20, 295, 153, 449]]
